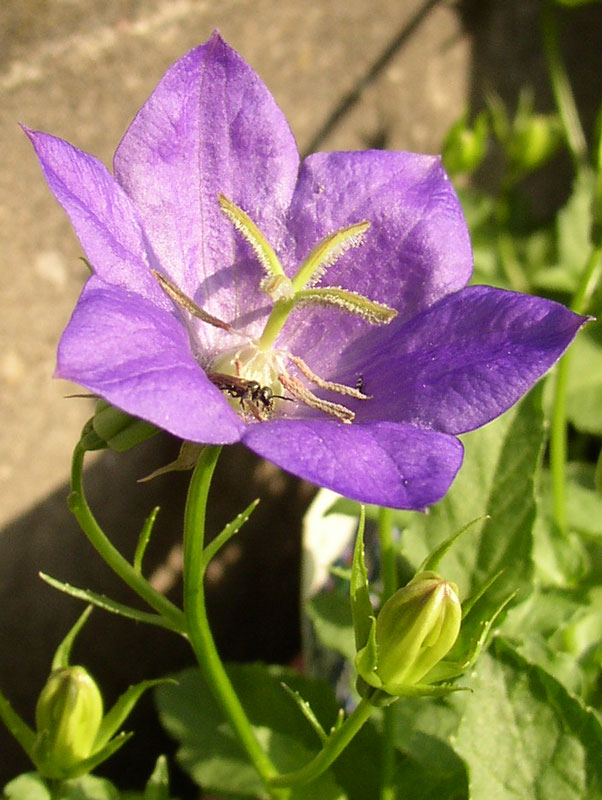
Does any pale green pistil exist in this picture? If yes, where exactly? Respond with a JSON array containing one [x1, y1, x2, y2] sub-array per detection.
[[219, 196, 397, 352]]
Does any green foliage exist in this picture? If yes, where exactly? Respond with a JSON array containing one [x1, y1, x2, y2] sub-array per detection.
[[156, 664, 381, 799]]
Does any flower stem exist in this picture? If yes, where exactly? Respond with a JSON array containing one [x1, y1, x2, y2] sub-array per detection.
[[182, 447, 287, 798], [541, 0, 588, 171], [550, 245, 602, 534], [68, 444, 186, 632], [270, 697, 374, 788], [377, 506, 397, 800]]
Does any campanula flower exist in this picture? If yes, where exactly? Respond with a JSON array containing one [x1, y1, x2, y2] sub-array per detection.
[[26, 33, 585, 509]]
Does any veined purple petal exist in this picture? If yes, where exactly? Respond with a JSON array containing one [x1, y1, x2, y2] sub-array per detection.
[[345, 285, 587, 434], [243, 419, 464, 509], [24, 128, 167, 307], [281, 150, 472, 373], [57, 277, 244, 443], [114, 32, 299, 344]]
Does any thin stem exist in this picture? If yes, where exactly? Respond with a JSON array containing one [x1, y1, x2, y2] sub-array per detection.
[[69, 444, 185, 632], [541, 0, 588, 170], [377, 507, 397, 800], [378, 507, 396, 603], [270, 698, 374, 788], [550, 245, 602, 535], [182, 447, 286, 798]]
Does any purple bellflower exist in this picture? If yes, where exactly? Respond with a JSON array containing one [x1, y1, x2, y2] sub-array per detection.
[[26, 33, 585, 510]]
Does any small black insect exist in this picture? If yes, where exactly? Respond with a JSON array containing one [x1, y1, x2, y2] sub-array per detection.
[[208, 372, 290, 420], [355, 374, 365, 394]]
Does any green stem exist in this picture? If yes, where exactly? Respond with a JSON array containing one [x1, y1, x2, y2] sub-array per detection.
[[377, 507, 397, 800], [270, 698, 374, 788], [69, 444, 185, 632], [541, 0, 588, 170], [182, 447, 286, 798], [550, 245, 602, 535], [378, 507, 396, 603]]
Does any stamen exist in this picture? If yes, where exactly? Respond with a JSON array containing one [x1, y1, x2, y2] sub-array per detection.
[[292, 221, 371, 291], [287, 353, 372, 399], [218, 195, 288, 289], [152, 270, 232, 331], [279, 373, 355, 424], [293, 287, 397, 325]]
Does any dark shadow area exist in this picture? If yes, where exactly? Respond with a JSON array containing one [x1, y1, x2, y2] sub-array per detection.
[[457, 0, 602, 219], [0, 433, 311, 790]]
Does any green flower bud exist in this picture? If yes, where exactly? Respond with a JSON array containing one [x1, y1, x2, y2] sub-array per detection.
[[35, 666, 103, 775], [442, 112, 489, 177], [506, 113, 562, 176], [91, 400, 158, 452], [375, 571, 462, 688]]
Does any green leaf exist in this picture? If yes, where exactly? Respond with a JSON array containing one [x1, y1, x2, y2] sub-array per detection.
[[305, 593, 355, 661], [566, 319, 602, 435], [501, 584, 602, 697], [3, 775, 121, 800], [156, 665, 379, 799], [57, 775, 120, 800], [454, 638, 602, 799], [389, 698, 469, 799], [392, 733, 469, 799], [3, 774, 50, 800], [397, 386, 545, 628]]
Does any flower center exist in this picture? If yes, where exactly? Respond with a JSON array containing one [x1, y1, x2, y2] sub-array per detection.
[[152, 195, 398, 424]]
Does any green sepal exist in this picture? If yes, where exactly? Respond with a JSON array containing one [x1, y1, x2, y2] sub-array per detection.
[[417, 516, 486, 574], [355, 616, 380, 689], [138, 442, 204, 483], [51, 606, 93, 671], [94, 679, 175, 751], [92, 401, 158, 452], [380, 680, 469, 699], [350, 506, 373, 651], [460, 569, 504, 620], [77, 417, 107, 452], [425, 590, 515, 684], [144, 755, 170, 800], [0, 687, 36, 761], [62, 731, 133, 779]]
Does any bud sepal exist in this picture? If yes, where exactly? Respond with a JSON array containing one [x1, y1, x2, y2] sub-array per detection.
[[0, 608, 173, 781], [351, 516, 512, 703]]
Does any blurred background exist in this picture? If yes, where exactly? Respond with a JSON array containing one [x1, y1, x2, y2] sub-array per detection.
[[1, 0, 601, 792]]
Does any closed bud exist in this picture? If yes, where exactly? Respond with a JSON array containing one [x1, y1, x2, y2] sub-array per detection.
[[375, 571, 462, 688], [35, 666, 103, 775], [442, 112, 489, 177], [506, 113, 562, 176]]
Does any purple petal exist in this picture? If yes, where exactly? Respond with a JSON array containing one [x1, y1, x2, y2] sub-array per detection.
[[345, 285, 587, 434], [57, 277, 244, 443], [280, 150, 472, 372], [243, 419, 464, 509], [24, 128, 167, 307], [114, 32, 299, 338]]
